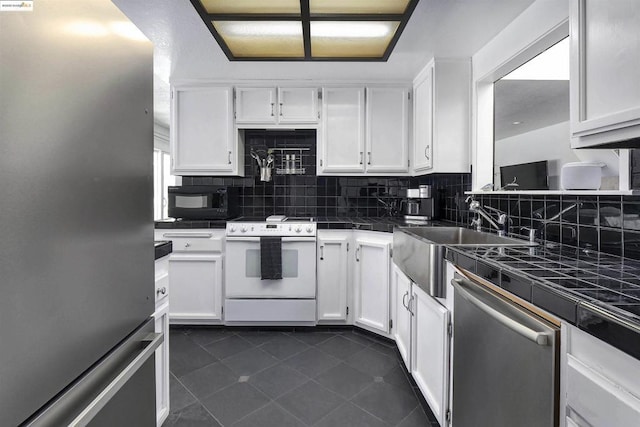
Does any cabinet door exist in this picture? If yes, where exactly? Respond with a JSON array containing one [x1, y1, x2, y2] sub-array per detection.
[[235, 87, 277, 124], [320, 87, 366, 173], [411, 285, 450, 427], [154, 301, 170, 427], [570, 0, 640, 147], [278, 87, 319, 123], [412, 68, 433, 172], [168, 253, 223, 323], [317, 236, 349, 322], [566, 355, 640, 427], [366, 87, 410, 173], [171, 87, 234, 175], [354, 238, 390, 334], [392, 264, 412, 371]]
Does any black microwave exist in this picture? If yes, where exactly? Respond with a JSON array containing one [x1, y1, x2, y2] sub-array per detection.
[[168, 186, 239, 220]]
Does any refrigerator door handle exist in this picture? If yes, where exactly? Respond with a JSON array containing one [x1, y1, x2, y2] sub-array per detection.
[[68, 332, 163, 427], [26, 325, 163, 427], [452, 278, 551, 346]]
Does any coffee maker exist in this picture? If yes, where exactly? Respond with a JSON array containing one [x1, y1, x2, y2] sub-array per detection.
[[402, 185, 438, 222]]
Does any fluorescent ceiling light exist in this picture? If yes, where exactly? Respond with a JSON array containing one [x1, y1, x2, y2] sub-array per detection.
[[215, 21, 302, 37], [502, 38, 569, 80], [310, 21, 393, 38]]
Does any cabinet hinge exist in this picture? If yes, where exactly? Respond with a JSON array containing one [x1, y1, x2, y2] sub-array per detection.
[[346, 307, 349, 316], [446, 410, 451, 423], [408, 159, 410, 167], [447, 322, 453, 337], [389, 319, 393, 330], [320, 159, 323, 167], [408, 92, 411, 100], [390, 248, 393, 258], [346, 242, 349, 251], [222, 306, 224, 316]]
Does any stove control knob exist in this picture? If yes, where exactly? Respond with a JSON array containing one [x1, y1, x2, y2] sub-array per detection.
[[229, 226, 236, 233], [241, 226, 247, 233], [295, 226, 302, 233], [306, 226, 313, 233]]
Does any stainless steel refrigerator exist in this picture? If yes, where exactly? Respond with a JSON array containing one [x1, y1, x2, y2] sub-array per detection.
[[0, 1, 159, 425]]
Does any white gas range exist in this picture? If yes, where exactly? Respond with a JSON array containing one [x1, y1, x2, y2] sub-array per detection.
[[224, 216, 317, 325]]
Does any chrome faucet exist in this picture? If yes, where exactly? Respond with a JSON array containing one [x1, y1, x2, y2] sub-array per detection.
[[466, 196, 509, 236]]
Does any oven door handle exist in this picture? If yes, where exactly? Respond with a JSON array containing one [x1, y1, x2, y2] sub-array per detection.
[[226, 237, 316, 243]]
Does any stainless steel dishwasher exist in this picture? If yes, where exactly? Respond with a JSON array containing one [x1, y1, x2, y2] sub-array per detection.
[[451, 275, 559, 427]]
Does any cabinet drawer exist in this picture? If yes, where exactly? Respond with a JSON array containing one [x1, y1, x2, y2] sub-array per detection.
[[158, 232, 223, 253], [566, 355, 640, 427]]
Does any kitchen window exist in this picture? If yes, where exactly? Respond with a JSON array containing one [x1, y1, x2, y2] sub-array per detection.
[[153, 149, 175, 220]]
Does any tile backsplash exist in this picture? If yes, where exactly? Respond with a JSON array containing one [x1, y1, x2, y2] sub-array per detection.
[[180, 130, 640, 260], [180, 129, 472, 221], [472, 193, 640, 260]]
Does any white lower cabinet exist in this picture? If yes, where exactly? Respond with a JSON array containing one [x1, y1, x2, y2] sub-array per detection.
[[411, 284, 451, 427], [392, 264, 412, 370], [153, 301, 170, 426], [353, 232, 392, 335], [169, 253, 223, 323], [155, 230, 225, 325], [562, 323, 640, 427], [317, 231, 350, 323]]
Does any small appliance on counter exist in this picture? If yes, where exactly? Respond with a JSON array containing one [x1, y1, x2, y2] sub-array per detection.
[[402, 185, 439, 222], [168, 185, 239, 219]]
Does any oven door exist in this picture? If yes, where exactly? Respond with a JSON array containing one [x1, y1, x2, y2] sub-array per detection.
[[225, 237, 316, 298]]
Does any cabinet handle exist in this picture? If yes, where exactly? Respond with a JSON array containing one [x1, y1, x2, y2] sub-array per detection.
[[184, 243, 191, 248], [228, 150, 232, 165], [320, 245, 324, 260], [425, 145, 430, 161], [157, 287, 167, 296], [402, 291, 409, 310], [367, 151, 371, 165], [271, 103, 274, 117], [355, 246, 360, 262], [279, 102, 283, 116], [359, 152, 363, 165], [408, 295, 415, 316]]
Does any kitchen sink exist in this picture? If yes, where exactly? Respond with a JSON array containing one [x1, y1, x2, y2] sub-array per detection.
[[393, 226, 535, 298], [401, 226, 537, 247]]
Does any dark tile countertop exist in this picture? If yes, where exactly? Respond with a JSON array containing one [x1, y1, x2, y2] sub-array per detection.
[[445, 244, 640, 360], [154, 217, 442, 232], [154, 240, 172, 260]]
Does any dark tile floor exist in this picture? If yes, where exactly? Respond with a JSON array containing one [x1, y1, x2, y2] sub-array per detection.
[[164, 327, 439, 427]]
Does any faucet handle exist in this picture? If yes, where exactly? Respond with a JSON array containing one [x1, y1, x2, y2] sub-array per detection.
[[520, 226, 537, 242]]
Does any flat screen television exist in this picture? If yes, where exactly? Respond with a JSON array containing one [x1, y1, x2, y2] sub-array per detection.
[[500, 160, 549, 190]]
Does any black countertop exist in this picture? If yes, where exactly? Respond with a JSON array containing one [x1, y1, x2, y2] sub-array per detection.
[[154, 240, 172, 260], [445, 243, 640, 360]]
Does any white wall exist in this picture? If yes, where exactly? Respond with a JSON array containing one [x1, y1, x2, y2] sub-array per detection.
[[495, 121, 620, 189], [472, 0, 569, 190]]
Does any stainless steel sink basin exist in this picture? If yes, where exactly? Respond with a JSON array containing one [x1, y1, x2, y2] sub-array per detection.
[[393, 227, 535, 298], [402, 226, 537, 247]]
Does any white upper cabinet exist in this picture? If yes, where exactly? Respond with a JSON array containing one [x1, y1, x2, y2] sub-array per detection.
[[319, 86, 410, 175], [278, 87, 320, 123], [320, 87, 366, 173], [412, 58, 471, 175], [570, 0, 640, 147], [235, 87, 319, 125], [171, 85, 239, 175], [366, 87, 410, 173], [235, 87, 277, 124]]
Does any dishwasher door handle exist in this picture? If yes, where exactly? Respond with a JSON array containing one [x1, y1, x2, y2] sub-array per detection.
[[452, 278, 551, 346]]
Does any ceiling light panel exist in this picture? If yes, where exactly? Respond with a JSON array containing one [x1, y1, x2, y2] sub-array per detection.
[[191, 0, 418, 61], [309, 0, 411, 15], [310, 21, 400, 58], [213, 21, 304, 58], [201, 0, 301, 15]]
